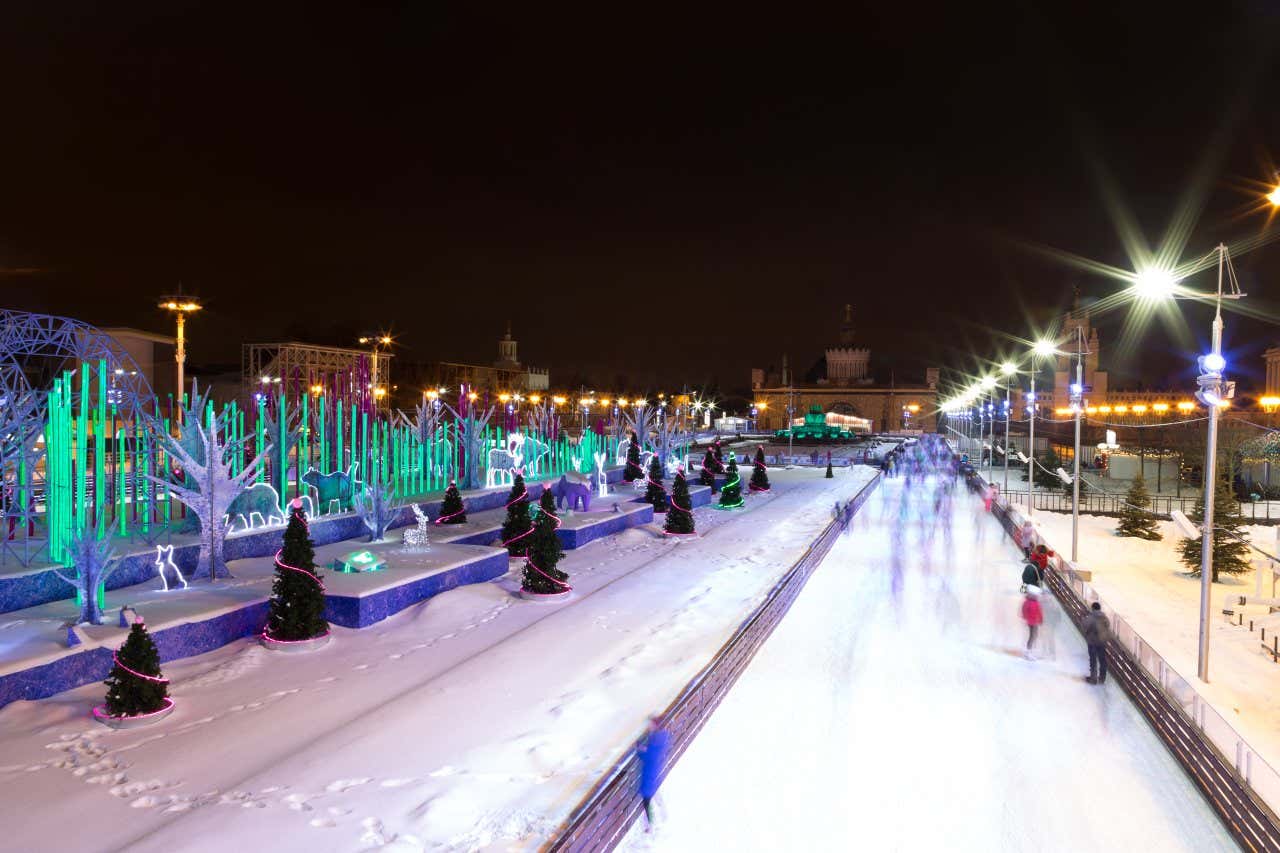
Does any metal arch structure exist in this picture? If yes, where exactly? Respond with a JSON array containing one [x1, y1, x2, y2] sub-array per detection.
[[0, 309, 154, 415]]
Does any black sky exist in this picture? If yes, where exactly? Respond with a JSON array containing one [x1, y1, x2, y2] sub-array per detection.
[[3, 2, 1280, 396]]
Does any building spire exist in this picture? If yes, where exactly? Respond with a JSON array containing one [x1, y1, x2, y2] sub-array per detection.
[[839, 303, 854, 346]]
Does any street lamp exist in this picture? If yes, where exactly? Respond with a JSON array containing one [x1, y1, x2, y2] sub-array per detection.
[[1125, 243, 1243, 683], [158, 295, 202, 413], [1001, 362, 1016, 495], [358, 334, 393, 409], [1026, 339, 1057, 517]]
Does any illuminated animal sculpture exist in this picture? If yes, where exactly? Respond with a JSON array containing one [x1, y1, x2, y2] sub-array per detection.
[[154, 544, 189, 591], [225, 482, 284, 531], [403, 504, 430, 548], [302, 463, 359, 514], [550, 472, 593, 512]]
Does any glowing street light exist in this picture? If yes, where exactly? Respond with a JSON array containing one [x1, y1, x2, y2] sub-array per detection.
[[1269, 185, 1280, 207], [159, 293, 202, 413], [1132, 266, 1178, 301]]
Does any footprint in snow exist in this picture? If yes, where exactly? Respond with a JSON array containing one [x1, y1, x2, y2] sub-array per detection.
[[309, 817, 336, 828], [380, 778, 418, 788], [325, 777, 372, 793]]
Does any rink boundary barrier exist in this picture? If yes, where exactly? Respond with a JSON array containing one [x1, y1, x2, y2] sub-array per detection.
[[968, 468, 1280, 853], [545, 472, 883, 852]]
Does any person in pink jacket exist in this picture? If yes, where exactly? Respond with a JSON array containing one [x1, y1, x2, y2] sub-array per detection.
[[1021, 588, 1044, 659]]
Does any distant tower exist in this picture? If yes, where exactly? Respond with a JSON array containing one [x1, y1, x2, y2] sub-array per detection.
[[782, 353, 791, 386], [839, 303, 855, 346], [495, 320, 520, 370], [826, 303, 871, 386]]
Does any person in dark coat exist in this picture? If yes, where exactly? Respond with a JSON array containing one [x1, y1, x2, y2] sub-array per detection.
[[1020, 561, 1043, 593], [1083, 601, 1111, 684], [636, 716, 670, 830]]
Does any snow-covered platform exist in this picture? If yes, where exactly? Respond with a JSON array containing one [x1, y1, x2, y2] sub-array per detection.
[[0, 541, 506, 708], [433, 485, 714, 550], [0, 467, 627, 614]]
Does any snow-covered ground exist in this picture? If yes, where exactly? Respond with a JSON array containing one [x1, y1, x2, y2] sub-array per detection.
[[0, 466, 871, 852], [621, 477, 1234, 851], [1031, 510, 1280, 782]]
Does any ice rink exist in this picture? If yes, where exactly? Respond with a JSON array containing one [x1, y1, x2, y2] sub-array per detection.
[[622, 474, 1237, 852]]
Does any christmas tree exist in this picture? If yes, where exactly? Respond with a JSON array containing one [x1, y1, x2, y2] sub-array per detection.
[[643, 456, 669, 512], [718, 452, 744, 509], [623, 431, 644, 482], [522, 490, 570, 594], [825, 460, 833, 478], [1026, 448, 1064, 490], [500, 474, 534, 556], [699, 448, 720, 492], [266, 502, 329, 642], [436, 480, 467, 524], [749, 447, 771, 492], [1179, 473, 1251, 581], [664, 469, 696, 535], [1116, 473, 1161, 540], [713, 441, 724, 465], [103, 620, 170, 717]]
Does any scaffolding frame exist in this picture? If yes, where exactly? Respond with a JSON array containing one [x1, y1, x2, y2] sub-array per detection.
[[241, 342, 392, 411]]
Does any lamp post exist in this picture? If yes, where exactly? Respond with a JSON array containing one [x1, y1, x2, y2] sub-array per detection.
[[358, 334, 393, 410], [1001, 362, 1016, 496], [1129, 245, 1243, 683], [1026, 340, 1057, 517], [1069, 327, 1086, 563], [159, 295, 202, 416]]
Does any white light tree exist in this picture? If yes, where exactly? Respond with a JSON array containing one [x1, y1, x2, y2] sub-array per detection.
[[654, 410, 690, 468], [52, 530, 118, 625], [146, 383, 270, 580], [623, 403, 657, 452], [354, 464, 401, 541], [443, 401, 495, 491]]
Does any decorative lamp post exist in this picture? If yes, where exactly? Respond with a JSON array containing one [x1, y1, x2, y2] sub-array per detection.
[[1027, 339, 1058, 517], [1001, 362, 1016, 496], [159, 295, 202, 416]]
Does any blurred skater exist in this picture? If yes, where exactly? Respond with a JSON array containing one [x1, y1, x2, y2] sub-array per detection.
[[1083, 602, 1111, 684], [1020, 558, 1042, 593], [636, 716, 670, 830], [1021, 587, 1043, 660]]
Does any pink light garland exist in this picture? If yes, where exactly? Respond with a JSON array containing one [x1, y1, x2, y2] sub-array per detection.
[[92, 696, 175, 722], [112, 651, 170, 684], [274, 550, 326, 591], [261, 628, 333, 644], [525, 556, 572, 591]]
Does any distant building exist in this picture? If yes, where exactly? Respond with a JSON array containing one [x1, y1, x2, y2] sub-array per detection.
[[399, 323, 550, 403], [102, 327, 177, 401], [750, 305, 938, 432]]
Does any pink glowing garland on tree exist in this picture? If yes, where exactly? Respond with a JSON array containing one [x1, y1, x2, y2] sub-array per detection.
[[500, 480, 535, 552], [663, 470, 697, 537], [434, 481, 467, 525], [92, 619, 174, 721], [524, 503, 571, 591], [748, 454, 771, 492], [261, 542, 331, 644]]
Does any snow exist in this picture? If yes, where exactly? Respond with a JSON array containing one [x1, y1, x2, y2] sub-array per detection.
[[1030, 510, 1280, 789], [0, 466, 872, 852], [620, 477, 1235, 851]]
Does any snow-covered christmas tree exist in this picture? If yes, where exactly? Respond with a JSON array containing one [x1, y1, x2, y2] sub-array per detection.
[[500, 473, 534, 556], [749, 447, 771, 492], [1115, 473, 1161, 540], [522, 491, 570, 595], [102, 620, 170, 718], [664, 469, 696, 536], [265, 502, 329, 642]]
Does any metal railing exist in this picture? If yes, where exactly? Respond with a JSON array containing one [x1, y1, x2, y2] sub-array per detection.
[[974, 472, 1280, 851], [545, 474, 882, 851]]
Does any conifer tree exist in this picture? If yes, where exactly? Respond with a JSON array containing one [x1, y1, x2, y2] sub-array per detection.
[[718, 452, 744, 509], [825, 460, 834, 478], [437, 480, 467, 524], [103, 620, 169, 717], [266, 503, 328, 642], [500, 473, 534, 556], [1116, 473, 1161, 540], [1029, 448, 1064, 490], [522, 490, 569, 594], [664, 469, 696, 535], [643, 455, 669, 512], [1179, 473, 1252, 581], [623, 431, 644, 482], [749, 447, 771, 491], [699, 448, 720, 491]]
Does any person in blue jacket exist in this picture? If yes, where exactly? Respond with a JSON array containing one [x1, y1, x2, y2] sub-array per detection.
[[636, 716, 670, 830]]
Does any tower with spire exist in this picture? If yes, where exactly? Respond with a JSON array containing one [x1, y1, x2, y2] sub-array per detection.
[[825, 303, 871, 386], [494, 320, 520, 371]]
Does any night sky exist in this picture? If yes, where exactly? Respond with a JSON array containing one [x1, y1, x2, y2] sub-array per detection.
[[3, 3, 1280, 398]]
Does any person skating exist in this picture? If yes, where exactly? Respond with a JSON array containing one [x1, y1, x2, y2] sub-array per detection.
[[636, 716, 670, 831], [1029, 544, 1053, 574], [1021, 587, 1044, 660], [1083, 601, 1111, 684], [1020, 559, 1043, 593]]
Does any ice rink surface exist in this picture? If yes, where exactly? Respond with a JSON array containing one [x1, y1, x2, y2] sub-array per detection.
[[623, 475, 1237, 852]]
